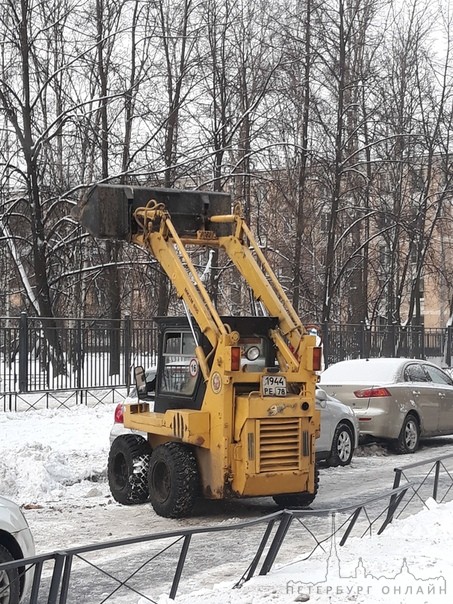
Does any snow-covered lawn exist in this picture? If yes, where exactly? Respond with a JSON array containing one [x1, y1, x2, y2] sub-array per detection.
[[1, 404, 453, 603]]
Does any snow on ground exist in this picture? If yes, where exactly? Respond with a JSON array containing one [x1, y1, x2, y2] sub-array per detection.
[[1, 404, 453, 603], [0, 405, 112, 505], [156, 499, 452, 603]]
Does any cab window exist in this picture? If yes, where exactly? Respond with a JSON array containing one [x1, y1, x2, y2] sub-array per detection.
[[161, 331, 198, 395]]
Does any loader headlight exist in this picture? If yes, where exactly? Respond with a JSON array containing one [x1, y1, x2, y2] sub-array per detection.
[[245, 346, 260, 361]]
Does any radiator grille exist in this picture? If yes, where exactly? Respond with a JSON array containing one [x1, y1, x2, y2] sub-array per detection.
[[258, 418, 300, 472]]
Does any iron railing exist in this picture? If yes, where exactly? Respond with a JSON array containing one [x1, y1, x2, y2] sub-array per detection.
[[0, 313, 157, 396], [0, 484, 412, 604], [1, 314, 451, 404], [389, 451, 453, 521], [322, 322, 451, 367]]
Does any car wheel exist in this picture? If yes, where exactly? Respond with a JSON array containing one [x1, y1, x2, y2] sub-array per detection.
[[0, 544, 20, 604], [273, 465, 319, 508], [393, 414, 420, 454], [148, 442, 199, 518], [108, 434, 151, 505], [325, 423, 354, 467]]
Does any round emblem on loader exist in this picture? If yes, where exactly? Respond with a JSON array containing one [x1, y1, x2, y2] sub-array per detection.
[[189, 358, 199, 377], [211, 372, 222, 393]]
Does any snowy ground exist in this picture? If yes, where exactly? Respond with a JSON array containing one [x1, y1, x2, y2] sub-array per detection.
[[1, 403, 453, 603]]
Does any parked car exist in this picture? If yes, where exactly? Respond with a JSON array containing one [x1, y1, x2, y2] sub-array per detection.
[[320, 357, 453, 454], [0, 496, 35, 604], [108, 371, 359, 505], [315, 387, 359, 467]]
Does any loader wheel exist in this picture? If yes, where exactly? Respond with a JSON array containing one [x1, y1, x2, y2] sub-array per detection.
[[272, 466, 319, 509], [108, 434, 151, 505], [148, 442, 199, 518]]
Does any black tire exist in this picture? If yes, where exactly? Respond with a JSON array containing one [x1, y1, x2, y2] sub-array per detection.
[[393, 414, 420, 454], [108, 434, 151, 505], [148, 442, 199, 518], [273, 466, 320, 509], [325, 423, 354, 467], [0, 544, 20, 604]]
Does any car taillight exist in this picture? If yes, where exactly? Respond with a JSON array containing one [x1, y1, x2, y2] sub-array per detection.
[[354, 387, 391, 398], [114, 403, 124, 424]]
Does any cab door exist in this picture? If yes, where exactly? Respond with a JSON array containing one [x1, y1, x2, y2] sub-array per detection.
[[154, 328, 205, 412]]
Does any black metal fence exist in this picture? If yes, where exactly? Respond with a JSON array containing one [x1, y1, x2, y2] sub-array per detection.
[[322, 322, 451, 368], [0, 313, 157, 396], [0, 485, 413, 604], [0, 314, 451, 401]]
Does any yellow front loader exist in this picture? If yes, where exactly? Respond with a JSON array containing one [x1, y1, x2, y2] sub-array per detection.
[[76, 185, 321, 517]]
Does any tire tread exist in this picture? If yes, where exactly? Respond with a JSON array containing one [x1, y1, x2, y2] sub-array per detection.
[[325, 422, 354, 467], [148, 442, 199, 518], [108, 434, 151, 505]]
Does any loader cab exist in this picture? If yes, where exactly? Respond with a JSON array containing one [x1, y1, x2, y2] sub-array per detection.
[[153, 317, 208, 413], [146, 316, 280, 413]]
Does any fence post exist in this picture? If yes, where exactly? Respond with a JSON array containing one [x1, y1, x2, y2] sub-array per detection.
[[322, 321, 329, 369], [446, 326, 452, 368], [390, 323, 396, 357], [47, 552, 66, 604], [76, 319, 82, 391], [109, 318, 121, 376], [259, 511, 293, 575], [124, 314, 132, 391], [433, 460, 441, 502], [169, 534, 192, 600], [386, 468, 402, 524], [19, 311, 28, 392], [364, 323, 371, 358]]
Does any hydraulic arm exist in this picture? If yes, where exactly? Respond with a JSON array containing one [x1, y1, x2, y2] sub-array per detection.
[[131, 201, 316, 377]]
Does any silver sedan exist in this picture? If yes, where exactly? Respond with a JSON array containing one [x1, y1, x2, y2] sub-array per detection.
[[315, 387, 359, 466], [0, 496, 35, 604], [320, 357, 453, 453]]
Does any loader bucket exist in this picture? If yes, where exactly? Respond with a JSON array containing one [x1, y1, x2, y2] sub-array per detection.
[[74, 184, 232, 241]]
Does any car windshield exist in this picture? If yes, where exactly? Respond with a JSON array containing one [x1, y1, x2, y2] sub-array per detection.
[[321, 359, 401, 383]]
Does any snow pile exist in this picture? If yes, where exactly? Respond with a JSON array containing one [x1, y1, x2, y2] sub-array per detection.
[[0, 405, 113, 504]]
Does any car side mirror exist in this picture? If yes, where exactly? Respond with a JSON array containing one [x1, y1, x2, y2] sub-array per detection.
[[316, 388, 327, 408], [134, 366, 147, 398]]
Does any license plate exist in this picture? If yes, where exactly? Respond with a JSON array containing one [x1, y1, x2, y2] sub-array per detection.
[[261, 375, 287, 397]]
